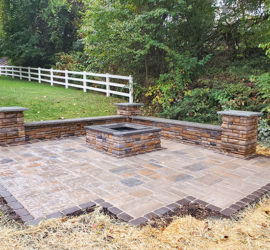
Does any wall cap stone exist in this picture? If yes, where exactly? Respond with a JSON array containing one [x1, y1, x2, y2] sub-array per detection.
[[114, 103, 144, 107], [24, 115, 126, 127], [217, 110, 262, 117], [0, 107, 29, 113], [131, 116, 222, 131]]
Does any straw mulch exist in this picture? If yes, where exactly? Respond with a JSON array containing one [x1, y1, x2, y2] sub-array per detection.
[[257, 144, 270, 157], [0, 196, 269, 250]]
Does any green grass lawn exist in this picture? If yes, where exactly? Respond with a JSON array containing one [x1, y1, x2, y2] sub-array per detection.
[[0, 76, 124, 122]]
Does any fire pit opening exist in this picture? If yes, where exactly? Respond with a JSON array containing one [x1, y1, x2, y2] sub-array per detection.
[[85, 123, 162, 157], [110, 126, 137, 132]]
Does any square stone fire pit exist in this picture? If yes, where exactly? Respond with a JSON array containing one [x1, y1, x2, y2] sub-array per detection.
[[85, 123, 162, 157]]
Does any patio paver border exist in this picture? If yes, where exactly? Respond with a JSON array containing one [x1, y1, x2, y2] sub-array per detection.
[[1, 181, 269, 226]]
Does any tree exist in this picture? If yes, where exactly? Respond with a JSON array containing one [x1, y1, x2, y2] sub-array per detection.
[[259, 0, 270, 57], [81, 0, 215, 87], [0, 0, 83, 66], [213, 0, 270, 58]]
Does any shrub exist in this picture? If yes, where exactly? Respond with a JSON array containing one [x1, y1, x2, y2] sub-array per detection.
[[253, 73, 270, 118], [160, 88, 219, 124], [212, 83, 256, 111], [258, 119, 270, 147], [55, 52, 89, 71]]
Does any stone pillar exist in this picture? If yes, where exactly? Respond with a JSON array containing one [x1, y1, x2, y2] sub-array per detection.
[[218, 110, 262, 158], [115, 103, 143, 116], [0, 107, 28, 145]]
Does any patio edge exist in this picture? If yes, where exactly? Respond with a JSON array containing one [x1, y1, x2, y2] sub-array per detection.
[[0, 182, 269, 226]]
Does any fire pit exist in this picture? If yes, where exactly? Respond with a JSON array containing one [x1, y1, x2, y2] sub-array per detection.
[[85, 123, 162, 157]]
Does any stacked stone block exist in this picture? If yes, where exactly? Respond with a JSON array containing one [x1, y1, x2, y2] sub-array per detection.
[[0, 107, 28, 145], [86, 125, 161, 157], [131, 116, 222, 149], [115, 103, 143, 116], [218, 110, 262, 158], [0, 104, 261, 160], [24, 116, 126, 141]]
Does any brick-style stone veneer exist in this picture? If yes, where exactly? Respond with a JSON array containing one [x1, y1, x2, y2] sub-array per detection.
[[131, 116, 222, 149], [115, 103, 143, 116], [218, 110, 262, 158], [0, 107, 28, 145], [0, 105, 263, 158], [86, 123, 162, 157], [24, 116, 126, 141]]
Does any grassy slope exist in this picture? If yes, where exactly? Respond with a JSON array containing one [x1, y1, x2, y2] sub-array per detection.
[[0, 77, 123, 122]]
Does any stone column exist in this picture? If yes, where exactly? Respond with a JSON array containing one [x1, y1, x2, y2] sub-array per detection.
[[0, 107, 28, 145], [115, 103, 143, 116], [218, 110, 262, 158]]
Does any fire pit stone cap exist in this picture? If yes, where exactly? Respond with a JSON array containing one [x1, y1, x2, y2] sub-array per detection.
[[85, 122, 161, 136]]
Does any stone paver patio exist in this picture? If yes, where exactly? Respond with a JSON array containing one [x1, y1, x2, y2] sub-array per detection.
[[0, 137, 269, 224]]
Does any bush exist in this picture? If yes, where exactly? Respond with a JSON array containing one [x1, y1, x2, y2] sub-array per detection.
[[159, 72, 270, 146], [160, 88, 219, 124], [160, 83, 255, 124], [212, 83, 256, 111], [55, 52, 89, 71], [253, 73, 270, 118], [258, 119, 270, 147], [143, 53, 212, 112]]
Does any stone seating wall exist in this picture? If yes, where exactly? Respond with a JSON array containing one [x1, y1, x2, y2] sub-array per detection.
[[0, 104, 262, 158]]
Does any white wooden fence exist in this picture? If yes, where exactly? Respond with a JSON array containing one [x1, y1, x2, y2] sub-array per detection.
[[0, 66, 133, 103]]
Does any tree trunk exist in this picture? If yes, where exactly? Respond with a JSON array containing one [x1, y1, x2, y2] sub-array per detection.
[[145, 55, 149, 87]]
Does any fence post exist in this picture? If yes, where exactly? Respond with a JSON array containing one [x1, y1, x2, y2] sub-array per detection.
[[83, 71, 87, 92], [129, 75, 133, 103], [0, 66, 2, 76], [106, 73, 110, 97], [19, 66, 22, 80], [38, 67, 41, 83], [5, 66, 7, 76], [28, 67, 31, 81], [12, 66, 14, 78], [50, 68, 53, 86], [65, 70, 68, 89]]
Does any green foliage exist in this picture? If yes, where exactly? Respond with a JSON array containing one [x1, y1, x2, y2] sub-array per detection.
[[258, 119, 270, 146], [260, 42, 270, 57], [215, 0, 270, 58], [80, 0, 269, 127], [224, 57, 270, 77], [55, 51, 89, 71], [0, 0, 83, 66], [259, 1, 270, 57], [212, 83, 256, 111], [81, 0, 215, 84], [145, 53, 212, 111], [253, 73, 270, 116], [160, 72, 270, 126], [160, 88, 219, 123], [0, 0, 270, 148]]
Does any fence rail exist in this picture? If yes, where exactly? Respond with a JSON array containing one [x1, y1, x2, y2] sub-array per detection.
[[0, 66, 133, 103]]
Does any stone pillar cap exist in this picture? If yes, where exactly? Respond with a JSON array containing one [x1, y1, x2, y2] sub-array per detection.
[[0, 107, 29, 113], [114, 103, 144, 107], [217, 110, 262, 117]]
